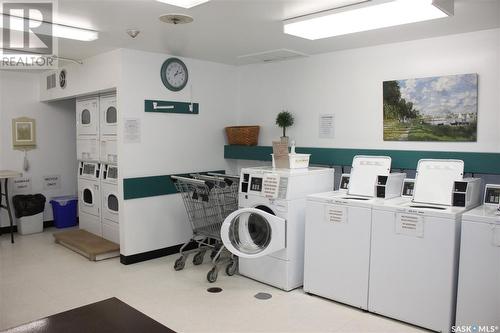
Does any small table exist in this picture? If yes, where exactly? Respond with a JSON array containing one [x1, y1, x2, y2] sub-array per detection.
[[0, 170, 22, 244]]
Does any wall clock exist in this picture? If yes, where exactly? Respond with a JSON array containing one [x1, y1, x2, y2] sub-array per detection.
[[160, 57, 188, 92]]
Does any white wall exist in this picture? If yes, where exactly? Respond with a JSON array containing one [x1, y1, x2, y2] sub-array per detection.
[[0, 71, 77, 226], [39, 49, 121, 102], [236, 28, 500, 153], [118, 49, 238, 256]]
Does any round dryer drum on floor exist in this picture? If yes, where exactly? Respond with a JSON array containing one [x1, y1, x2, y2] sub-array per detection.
[[221, 207, 286, 259]]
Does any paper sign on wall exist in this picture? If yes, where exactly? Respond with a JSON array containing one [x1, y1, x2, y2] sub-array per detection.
[[43, 175, 61, 190], [319, 114, 335, 139], [13, 177, 32, 194], [124, 118, 141, 144]]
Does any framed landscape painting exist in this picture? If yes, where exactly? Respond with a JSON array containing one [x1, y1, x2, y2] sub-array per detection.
[[383, 73, 478, 142]]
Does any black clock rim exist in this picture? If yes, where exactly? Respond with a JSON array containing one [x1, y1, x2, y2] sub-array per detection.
[[160, 57, 188, 92]]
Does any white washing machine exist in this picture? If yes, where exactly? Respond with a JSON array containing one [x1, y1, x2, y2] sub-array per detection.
[[100, 136, 117, 164], [100, 94, 117, 137], [369, 160, 481, 332], [456, 184, 500, 328], [78, 161, 101, 236], [101, 164, 119, 244], [220, 166, 334, 291], [303, 156, 393, 309], [76, 97, 99, 137]]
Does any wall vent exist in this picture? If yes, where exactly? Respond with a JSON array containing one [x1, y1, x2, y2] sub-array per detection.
[[237, 49, 308, 65], [46, 73, 56, 90]]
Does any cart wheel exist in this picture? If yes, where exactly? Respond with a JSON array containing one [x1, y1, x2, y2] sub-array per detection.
[[207, 268, 218, 283], [193, 251, 205, 265], [225, 260, 237, 276], [174, 257, 185, 271]]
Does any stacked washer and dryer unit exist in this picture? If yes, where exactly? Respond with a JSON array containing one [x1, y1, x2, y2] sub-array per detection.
[[77, 94, 119, 244]]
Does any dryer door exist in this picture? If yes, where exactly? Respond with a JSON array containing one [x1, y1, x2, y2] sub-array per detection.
[[76, 98, 99, 137], [102, 191, 119, 223], [79, 182, 100, 217], [221, 207, 286, 259], [100, 95, 117, 136]]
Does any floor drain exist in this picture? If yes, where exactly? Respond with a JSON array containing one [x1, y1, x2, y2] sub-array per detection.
[[207, 287, 223, 293], [254, 292, 272, 300]]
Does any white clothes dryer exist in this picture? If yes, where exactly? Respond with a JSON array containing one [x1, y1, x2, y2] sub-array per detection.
[[220, 166, 334, 291], [101, 182, 118, 224], [78, 177, 100, 218], [100, 94, 117, 137], [76, 97, 99, 137]]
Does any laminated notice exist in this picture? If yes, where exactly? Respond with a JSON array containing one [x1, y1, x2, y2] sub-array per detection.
[[262, 174, 280, 199], [396, 213, 424, 238], [325, 205, 347, 224]]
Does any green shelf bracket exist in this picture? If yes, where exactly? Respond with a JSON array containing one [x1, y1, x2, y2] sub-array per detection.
[[145, 100, 199, 114]]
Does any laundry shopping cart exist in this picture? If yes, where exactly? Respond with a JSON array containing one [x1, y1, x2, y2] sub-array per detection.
[[171, 173, 240, 283]]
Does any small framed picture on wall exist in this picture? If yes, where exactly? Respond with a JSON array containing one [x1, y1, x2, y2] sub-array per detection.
[[12, 117, 37, 150]]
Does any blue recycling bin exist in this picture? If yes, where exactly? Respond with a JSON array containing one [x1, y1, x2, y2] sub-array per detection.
[[50, 195, 78, 228]]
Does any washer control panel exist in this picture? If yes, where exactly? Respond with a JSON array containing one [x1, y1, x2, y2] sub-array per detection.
[[240, 171, 287, 200], [484, 184, 500, 206]]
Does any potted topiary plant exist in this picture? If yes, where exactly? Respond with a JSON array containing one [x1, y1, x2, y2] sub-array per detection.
[[276, 111, 295, 142]]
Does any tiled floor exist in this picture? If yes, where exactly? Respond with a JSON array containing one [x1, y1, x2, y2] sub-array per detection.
[[0, 230, 427, 333]]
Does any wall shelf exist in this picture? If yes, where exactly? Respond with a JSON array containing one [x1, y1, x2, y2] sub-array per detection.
[[224, 145, 500, 175]]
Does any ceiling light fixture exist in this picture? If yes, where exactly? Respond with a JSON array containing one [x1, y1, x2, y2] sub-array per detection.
[[283, 0, 454, 40], [1, 14, 99, 41], [156, 0, 211, 9]]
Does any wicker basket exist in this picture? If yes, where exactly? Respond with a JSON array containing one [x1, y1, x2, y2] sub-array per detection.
[[225, 126, 260, 146]]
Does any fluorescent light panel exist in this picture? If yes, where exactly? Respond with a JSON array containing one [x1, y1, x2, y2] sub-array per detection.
[[156, 0, 211, 9], [284, 0, 453, 40], [1, 14, 98, 41]]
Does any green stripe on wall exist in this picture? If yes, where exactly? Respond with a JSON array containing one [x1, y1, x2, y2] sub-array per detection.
[[224, 145, 500, 175], [123, 170, 225, 200]]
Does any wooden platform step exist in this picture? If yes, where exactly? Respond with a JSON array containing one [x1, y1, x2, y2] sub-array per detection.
[[54, 229, 120, 261]]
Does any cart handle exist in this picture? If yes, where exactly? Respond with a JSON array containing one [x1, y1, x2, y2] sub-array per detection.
[[191, 173, 239, 187], [170, 175, 215, 189], [189, 174, 227, 188], [207, 173, 240, 179]]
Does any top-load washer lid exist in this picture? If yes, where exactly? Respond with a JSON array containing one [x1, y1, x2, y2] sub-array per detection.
[[348, 156, 391, 197], [413, 159, 464, 206], [220, 207, 286, 259]]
